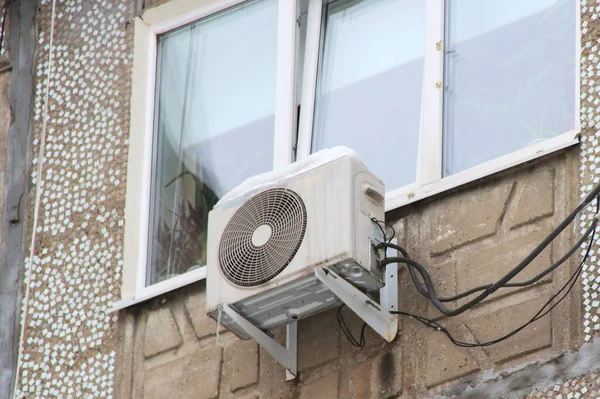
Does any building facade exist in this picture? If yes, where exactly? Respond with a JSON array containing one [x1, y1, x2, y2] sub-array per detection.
[[1, 0, 600, 398]]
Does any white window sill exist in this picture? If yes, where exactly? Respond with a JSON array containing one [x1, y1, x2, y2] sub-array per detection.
[[385, 130, 579, 211], [109, 266, 207, 312], [111, 131, 578, 311]]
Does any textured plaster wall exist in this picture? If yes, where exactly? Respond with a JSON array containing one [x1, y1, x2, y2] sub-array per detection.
[[14, 0, 134, 397]]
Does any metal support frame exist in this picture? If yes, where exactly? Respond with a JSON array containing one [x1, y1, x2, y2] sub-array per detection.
[[372, 222, 399, 313], [380, 264, 399, 313], [222, 304, 298, 380], [315, 266, 398, 342]]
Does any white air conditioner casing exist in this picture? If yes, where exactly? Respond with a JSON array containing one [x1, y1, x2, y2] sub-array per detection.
[[206, 149, 385, 338]]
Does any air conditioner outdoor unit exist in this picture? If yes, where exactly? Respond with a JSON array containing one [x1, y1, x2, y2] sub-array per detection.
[[206, 147, 386, 340]]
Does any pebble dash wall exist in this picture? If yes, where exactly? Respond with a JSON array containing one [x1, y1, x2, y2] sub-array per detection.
[[580, 0, 600, 345], [13, 0, 134, 397], [0, 7, 5, 57], [0, 3, 6, 57]]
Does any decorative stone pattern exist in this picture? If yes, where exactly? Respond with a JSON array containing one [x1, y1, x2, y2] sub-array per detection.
[[527, 372, 600, 399], [15, 0, 134, 397], [580, 0, 600, 346], [0, 4, 5, 56]]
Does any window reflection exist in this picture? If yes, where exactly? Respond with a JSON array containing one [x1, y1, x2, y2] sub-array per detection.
[[443, 0, 576, 176], [312, 0, 426, 191], [147, 0, 278, 285]]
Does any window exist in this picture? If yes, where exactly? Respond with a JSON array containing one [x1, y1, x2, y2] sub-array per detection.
[[147, 0, 278, 286], [442, 0, 577, 176], [298, 0, 578, 209], [122, 0, 579, 300], [311, 0, 425, 190]]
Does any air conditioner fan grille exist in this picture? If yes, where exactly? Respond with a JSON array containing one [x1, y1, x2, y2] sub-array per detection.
[[218, 188, 307, 287]]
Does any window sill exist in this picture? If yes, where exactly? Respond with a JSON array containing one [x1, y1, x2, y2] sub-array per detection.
[[109, 266, 207, 312], [385, 130, 580, 212]]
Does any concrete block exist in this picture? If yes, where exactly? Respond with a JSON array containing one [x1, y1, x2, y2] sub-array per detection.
[[184, 290, 225, 339], [224, 339, 259, 392], [299, 310, 340, 370], [466, 297, 552, 362], [299, 371, 339, 399], [340, 349, 402, 399], [144, 308, 182, 358], [430, 182, 513, 254], [511, 168, 555, 229], [143, 348, 222, 399], [457, 230, 552, 302], [425, 328, 479, 387], [258, 344, 297, 399], [423, 261, 457, 319]]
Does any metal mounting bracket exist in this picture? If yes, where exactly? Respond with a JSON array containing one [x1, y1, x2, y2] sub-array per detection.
[[315, 266, 398, 342], [379, 263, 399, 313], [222, 304, 298, 381], [376, 234, 399, 313]]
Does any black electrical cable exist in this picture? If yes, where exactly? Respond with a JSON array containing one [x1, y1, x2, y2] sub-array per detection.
[[379, 191, 600, 317], [339, 220, 596, 348], [392, 219, 596, 347], [371, 217, 396, 244], [336, 304, 367, 347], [376, 241, 410, 258], [380, 220, 595, 302], [339, 188, 600, 348]]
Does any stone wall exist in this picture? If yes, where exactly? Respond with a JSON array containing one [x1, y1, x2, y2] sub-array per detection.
[[13, 0, 134, 397], [116, 150, 583, 399]]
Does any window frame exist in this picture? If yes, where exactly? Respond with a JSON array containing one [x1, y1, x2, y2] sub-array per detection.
[[122, 0, 298, 303], [118, 0, 580, 305], [297, 0, 581, 211]]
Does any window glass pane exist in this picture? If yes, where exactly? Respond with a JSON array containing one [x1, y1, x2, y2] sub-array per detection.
[[147, 0, 278, 286], [311, 0, 425, 191], [443, 0, 576, 176]]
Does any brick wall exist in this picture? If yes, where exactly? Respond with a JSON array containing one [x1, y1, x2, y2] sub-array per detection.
[[116, 150, 582, 399]]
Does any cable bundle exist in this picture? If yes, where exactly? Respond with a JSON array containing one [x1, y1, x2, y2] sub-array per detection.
[[338, 183, 600, 348]]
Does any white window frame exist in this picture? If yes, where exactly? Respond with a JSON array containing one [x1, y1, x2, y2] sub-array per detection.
[[297, 0, 581, 211], [116, 0, 580, 307], [120, 0, 298, 305]]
